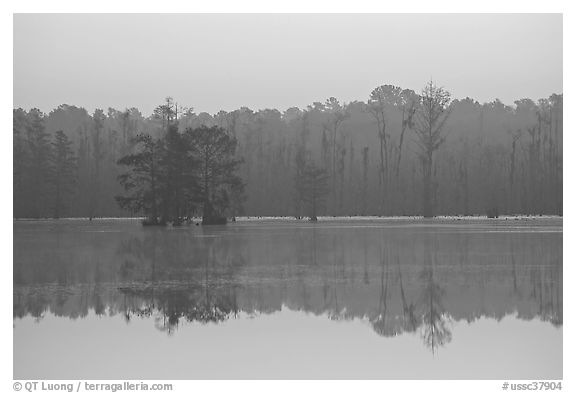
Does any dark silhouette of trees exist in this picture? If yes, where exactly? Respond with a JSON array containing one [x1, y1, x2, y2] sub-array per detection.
[[549, 94, 563, 215], [14, 109, 80, 218], [116, 121, 243, 225], [49, 130, 77, 218], [152, 96, 178, 132], [25, 108, 52, 218], [13, 85, 562, 219], [295, 160, 330, 221], [158, 124, 197, 225], [185, 125, 244, 224], [13, 109, 29, 217], [116, 134, 163, 224]]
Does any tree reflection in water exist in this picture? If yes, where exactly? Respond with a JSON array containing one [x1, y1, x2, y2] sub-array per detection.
[[13, 220, 562, 352], [416, 236, 452, 353]]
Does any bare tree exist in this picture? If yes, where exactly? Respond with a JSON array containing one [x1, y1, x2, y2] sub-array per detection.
[[413, 81, 452, 217]]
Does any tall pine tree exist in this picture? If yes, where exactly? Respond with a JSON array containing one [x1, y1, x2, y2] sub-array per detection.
[[49, 130, 77, 218]]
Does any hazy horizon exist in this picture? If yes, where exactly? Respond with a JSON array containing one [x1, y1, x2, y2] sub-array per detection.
[[14, 13, 562, 116]]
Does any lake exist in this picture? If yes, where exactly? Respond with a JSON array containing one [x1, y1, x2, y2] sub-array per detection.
[[13, 218, 562, 379]]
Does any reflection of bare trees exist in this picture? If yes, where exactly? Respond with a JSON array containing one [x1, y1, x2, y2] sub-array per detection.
[[505, 234, 562, 327], [510, 240, 521, 298], [417, 266, 452, 353], [14, 221, 562, 347], [370, 244, 392, 336], [416, 237, 452, 353], [396, 254, 419, 333], [528, 242, 562, 327], [367, 237, 452, 352]]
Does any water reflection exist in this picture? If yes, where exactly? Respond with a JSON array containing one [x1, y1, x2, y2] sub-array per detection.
[[13, 219, 562, 354]]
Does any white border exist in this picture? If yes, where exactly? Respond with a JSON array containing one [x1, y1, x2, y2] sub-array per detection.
[[3, 3, 571, 393]]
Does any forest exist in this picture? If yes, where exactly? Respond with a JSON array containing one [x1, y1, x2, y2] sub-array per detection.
[[13, 81, 563, 221]]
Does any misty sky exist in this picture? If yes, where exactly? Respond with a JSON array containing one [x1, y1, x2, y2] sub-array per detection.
[[13, 13, 562, 116]]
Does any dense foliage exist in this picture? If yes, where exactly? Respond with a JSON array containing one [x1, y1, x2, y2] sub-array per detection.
[[116, 108, 243, 224], [14, 108, 77, 218]]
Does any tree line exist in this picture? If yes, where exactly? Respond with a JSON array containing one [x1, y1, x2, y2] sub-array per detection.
[[14, 108, 77, 219], [13, 82, 563, 220]]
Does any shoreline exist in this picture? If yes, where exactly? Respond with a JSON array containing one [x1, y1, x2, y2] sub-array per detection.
[[12, 215, 563, 222]]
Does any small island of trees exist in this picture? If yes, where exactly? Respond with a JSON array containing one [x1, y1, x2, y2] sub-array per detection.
[[116, 100, 244, 225]]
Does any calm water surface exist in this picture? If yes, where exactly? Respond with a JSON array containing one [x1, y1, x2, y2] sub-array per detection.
[[13, 218, 562, 379]]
